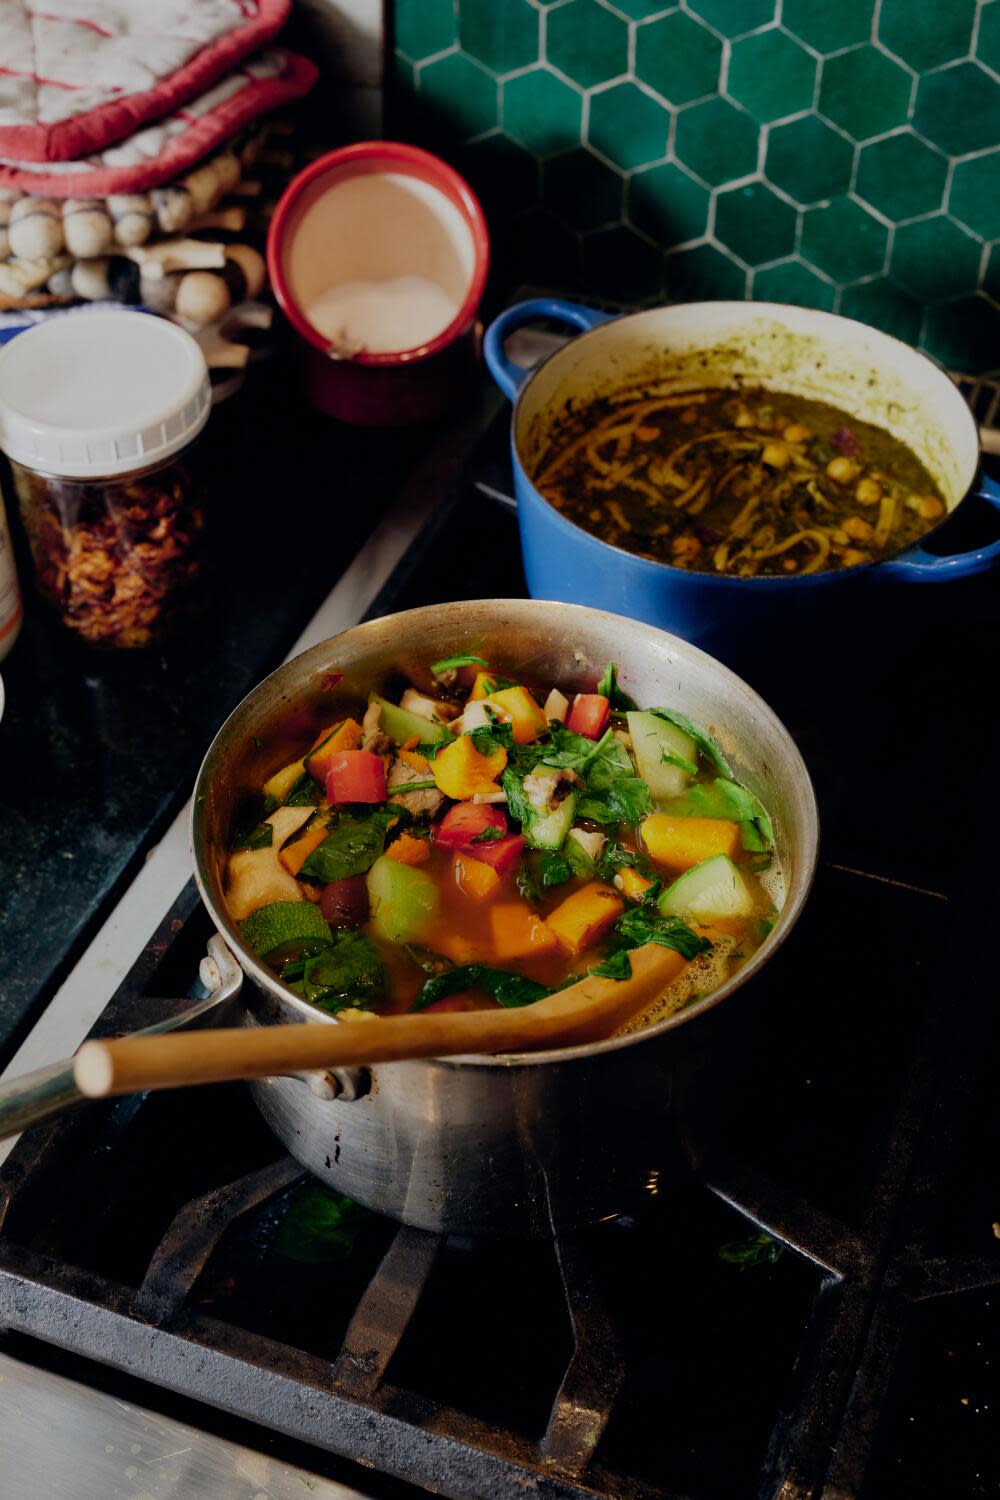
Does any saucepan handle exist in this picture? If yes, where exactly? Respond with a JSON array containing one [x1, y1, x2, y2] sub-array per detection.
[[484, 298, 613, 402], [878, 472, 1000, 580]]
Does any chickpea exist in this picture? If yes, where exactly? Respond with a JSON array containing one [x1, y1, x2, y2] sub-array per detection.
[[843, 515, 873, 542], [842, 547, 870, 567], [826, 456, 861, 483], [918, 494, 945, 521], [783, 423, 811, 444], [762, 442, 790, 469], [855, 476, 882, 506], [671, 533, 701, 558]]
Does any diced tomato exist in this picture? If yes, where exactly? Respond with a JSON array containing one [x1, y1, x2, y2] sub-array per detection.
[[566, 693, 610, 740], [466, 832, 525, 875], [325, 750, 387, 804], [434, 802, 507, 850]]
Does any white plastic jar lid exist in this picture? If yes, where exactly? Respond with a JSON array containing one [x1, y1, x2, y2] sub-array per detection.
[[0, 310, 210, 479]]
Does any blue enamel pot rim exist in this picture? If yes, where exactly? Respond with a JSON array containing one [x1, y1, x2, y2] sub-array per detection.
[[484, 297, 1000, 586]]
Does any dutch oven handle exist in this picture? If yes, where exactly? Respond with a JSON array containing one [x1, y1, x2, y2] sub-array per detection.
[[484, 298, 613, 402], [878, 472, 1000, 580]]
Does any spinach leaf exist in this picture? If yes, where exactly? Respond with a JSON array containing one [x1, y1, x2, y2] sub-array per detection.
[[649, 707, 732, 775], [597, 841, 654, 883], [613, 906, 709, 959], [591, 949, 632, 980], [283, 771, 321, 807], [299, 812, 392, 882], [538, 851, 573, 888], [302, 931, 383, 1006], [578, 773, 652, 827], [541, 724, 613, 773], [470, 716, 515, 756], [502, 766, 536, 830], [231, 820, 273, 853], [273, 1184, 367, 1264], [564, 836, 597, 880], [596, 661, 638, 711], [516, 860, 542, 905], [412, 964, 550, 1011], [416, 739, 448, 760], [431, 653, 488, 674]]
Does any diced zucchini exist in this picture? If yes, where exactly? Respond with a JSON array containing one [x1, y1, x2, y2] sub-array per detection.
[[525, 791, 577, 851], [659, 854, 754, 923], [366, 855, 439, 943], [239, 901, 332, 958], [626, 710, 698, 800], [371, 694, 452, 746]]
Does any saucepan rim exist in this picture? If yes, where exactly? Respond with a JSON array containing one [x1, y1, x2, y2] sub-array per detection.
[[192, 600, 819, 1069]]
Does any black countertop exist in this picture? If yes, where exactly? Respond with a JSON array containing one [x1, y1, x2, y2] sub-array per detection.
[[0, 359, 435, 1061]]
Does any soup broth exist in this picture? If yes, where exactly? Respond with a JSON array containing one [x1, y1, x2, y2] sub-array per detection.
[[222, 658, 783, 1036], [533, 387, 947, 577]]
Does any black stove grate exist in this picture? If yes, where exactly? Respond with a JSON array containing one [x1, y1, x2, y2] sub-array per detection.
[[0, 410, 997, 1499]]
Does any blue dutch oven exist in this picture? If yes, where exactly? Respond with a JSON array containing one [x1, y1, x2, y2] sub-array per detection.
[[484, 297, 1000, 675]]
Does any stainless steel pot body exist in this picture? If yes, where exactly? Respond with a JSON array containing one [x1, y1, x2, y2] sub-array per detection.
[[192, 601, 819, 1236]]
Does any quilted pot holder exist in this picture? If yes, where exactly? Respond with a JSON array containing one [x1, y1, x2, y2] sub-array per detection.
[[0, 0, 291, 163]]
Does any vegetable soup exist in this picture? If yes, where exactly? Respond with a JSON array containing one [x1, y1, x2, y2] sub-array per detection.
[[224, 656, 783, 1034], [533, 387, 947, 577]]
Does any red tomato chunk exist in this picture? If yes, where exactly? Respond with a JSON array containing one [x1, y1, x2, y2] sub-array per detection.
[[466, 832, 525, 874], [325, 750, 387, 804], [434, 803, 507, 850], [566, 693, 610, 739]]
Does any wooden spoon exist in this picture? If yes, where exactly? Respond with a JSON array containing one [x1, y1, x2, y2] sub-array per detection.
[[73, 943, 686, 1100]]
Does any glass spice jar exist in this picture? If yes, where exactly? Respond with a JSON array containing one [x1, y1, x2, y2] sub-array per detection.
[[0, 311, 210, 650]]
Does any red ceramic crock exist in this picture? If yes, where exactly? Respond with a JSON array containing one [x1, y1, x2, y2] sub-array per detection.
[[266, 142, 490, 425]]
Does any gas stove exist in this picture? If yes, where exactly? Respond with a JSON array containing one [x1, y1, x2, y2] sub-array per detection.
[[0, 335, 997, 1500]]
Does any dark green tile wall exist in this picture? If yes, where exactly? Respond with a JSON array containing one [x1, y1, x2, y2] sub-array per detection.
[[392, 0, 1000, 373]]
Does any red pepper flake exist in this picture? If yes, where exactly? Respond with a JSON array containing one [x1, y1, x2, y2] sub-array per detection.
[[831, 426, 859, 458]]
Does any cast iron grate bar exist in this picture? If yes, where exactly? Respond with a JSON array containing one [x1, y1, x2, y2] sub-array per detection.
[[331, 1223, 441, 1399], [133, 1157, 305, 1325], [541, 1233, 625, 1479]]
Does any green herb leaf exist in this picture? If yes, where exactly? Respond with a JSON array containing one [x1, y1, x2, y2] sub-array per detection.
[[299, 812, 392, 883], [661, 748, 699, 777], [542, 724, 615, 774], [283, 771, 321, 807], [596, 662, 638, 711], [502, 767, 536, 830], [431, 653, 488, 675], [538, 851, 573, 888], [231, 820, 273, 853], [412, 964, 550, 1011], [471, 824, 505, 843], [416, 739, 448, 760], [649, 708, 732, 775], [614, 905, 708, 959], [301, 930, 383, 1006], [564, 836, 597, 880], [718, 1230, 783, 1270], [273, 1184, 367, 1264], [397, 779, 438, 792], [516, 860, 543, 905], [470, 718, 515, 756], [597, 841, 654, 883], [591, 949, 632, 980]]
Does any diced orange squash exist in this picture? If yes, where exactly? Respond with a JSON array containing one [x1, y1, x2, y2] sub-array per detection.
[[452, 850, 501, 902], [425, 930, 480, 965], [306, 718, 363, 782], [431, 735, 507, 800], [385, 833, 431, 866], [489, 901, 562, 960], [641, 813, 741, 870], [618, 867, 653, 903], [399, 747, 431, 773], [278, 820, 328, 876], [470, 671, 502, 701], [545, 881, 624, 955], [484, 685, 547, 744]]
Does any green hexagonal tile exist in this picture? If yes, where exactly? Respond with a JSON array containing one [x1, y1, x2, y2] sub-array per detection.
[[604, 0, 673, 15], [714, 182, 797, 265], [878, 0, 976, 73], [674, 97, 757, 185], [838, 280, 923, 344], [395, 0, 457, 61], [983, 242, 1000, 301], [977, 1, 1000, 74], [765, 115, 854, 205], [914, 63, 1000, 156], [685, 0, 774, 37], [922, 295, 1000, 374], [665, 242, 747, 300], [800, 199, 887, 281], [588, 82, 670, 169], [460, 135, 540, 220], [726, 30, 816, 123], [503, 67, 582, 156], [890, 216, 982, 303], [629, 161, 710, 246], [854, 132, 948, 222], [635, 12, 722, 105], [819, 46, 912, 142], [583, 225, 663, 299], [460, 0, 539, 75], [544, 147, 624, 231], [418, 52, 498, 140], [546, 0, 628, 89], [950, 151, 1000, 243], [752, 260, 835, 310], [781, 0, 874, 54]]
